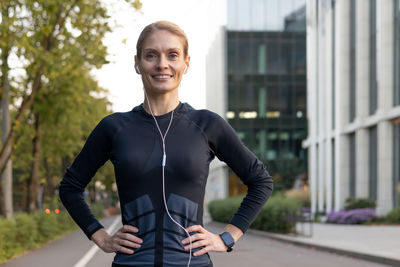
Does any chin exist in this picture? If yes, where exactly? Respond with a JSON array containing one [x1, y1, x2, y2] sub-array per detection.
[[149, 85, 179, 93]]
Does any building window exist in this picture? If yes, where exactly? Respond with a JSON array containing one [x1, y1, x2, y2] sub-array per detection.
[[258, 87, 267, 118], [395, 0, 400, 106], [256, 129, 267, 161], [280, 85, 293, 117], [294, 40, 306, 74], [266, 41, 281, 74], [227, 28, 307, 192], [258, 44, 266, 74], [295, 86, 306, 118], [332, 3, 336, 130], [267, 129, 279, 160], [369, 0, 378, 114], [332, 139, 336, 206], [349, 133, 356, 198], [350, 0, 357, 122], [238, 39, 252, 74], [394, 122, 400, 207], [369, 126, 378, 200], [228, 36, 239, 74]]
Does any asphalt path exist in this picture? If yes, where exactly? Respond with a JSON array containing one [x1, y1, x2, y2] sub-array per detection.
[[0, 216, 390, 267]]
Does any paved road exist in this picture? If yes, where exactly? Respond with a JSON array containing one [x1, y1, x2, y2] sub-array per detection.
[[0, 216, 390, 267]]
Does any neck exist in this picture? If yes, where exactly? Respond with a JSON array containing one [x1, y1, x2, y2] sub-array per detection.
[[143, 90, 180, 116]]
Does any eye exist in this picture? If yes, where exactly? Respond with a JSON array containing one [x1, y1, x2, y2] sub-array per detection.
[[145, 53, 156, 59], [169, 53, 179, 59]]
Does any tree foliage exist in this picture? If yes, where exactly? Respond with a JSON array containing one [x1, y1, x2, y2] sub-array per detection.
[[0, 0, 142, 214]]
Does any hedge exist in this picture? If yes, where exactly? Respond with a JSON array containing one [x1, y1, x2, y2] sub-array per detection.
[[208, 194, 302, 234], [344, 198, 376, 211], [386, 208, 400, 224], [0, 201, 107, 264]]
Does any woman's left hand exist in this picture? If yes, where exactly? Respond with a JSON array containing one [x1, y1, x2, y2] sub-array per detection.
[[181, 225, 227, 256]]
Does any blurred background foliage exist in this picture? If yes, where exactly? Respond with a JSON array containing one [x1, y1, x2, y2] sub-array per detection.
[[0, 0, 141, 217]]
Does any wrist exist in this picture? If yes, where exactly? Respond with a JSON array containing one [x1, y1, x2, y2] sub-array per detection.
[[91, 228, 108, 247], [219, 232, 235, 252], [223, 224, 243, 243]]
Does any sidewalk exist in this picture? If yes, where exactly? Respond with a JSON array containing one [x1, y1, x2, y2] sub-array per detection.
[[241, 222, 400, 266]]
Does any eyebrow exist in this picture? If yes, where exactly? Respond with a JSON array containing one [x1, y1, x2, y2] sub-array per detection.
[[143, 48, 182, 52]]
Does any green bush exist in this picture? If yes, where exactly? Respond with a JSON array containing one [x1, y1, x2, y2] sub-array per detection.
[[34, 211, 61, 242], [0, 209, 78, 264], [344, 198, 376, 210], [90, 202, 106, 219], [285, 188, 310, 207], [56, 211, 77, 231], [14, 212, 38, 249], [386, 208, 400, 223], [0, 198, 108, 264], [208, 193, 302, 233], [0, 218, 18, 260], [208, 195, 243, 223]]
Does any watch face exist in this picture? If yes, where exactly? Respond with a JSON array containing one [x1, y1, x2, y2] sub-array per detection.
[[220, 232, 235, 248]]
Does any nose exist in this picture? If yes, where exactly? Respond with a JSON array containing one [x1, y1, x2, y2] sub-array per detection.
[[156, 55, 168, 70]]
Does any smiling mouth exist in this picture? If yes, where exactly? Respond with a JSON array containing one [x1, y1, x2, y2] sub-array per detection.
[[152, 75, 173, 79]]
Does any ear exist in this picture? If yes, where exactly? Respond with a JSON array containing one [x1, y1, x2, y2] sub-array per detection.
[[184, 55, 191, 74], [134, 55, 141, 74]]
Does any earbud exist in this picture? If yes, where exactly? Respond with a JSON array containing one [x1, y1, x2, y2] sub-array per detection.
[[136, 65, 141, 74], [184, 65, 187, 73]]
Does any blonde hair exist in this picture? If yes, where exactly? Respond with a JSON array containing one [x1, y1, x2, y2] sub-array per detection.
[[136, 21, 189, 60]]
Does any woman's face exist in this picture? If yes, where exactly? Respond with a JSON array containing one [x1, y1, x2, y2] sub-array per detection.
[[135, 30, 189, 95]]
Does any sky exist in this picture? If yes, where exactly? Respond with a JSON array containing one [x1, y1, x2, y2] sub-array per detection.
[[91, 0, 225, 112]]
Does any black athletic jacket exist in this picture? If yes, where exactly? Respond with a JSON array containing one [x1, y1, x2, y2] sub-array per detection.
[[58, 101, 273, 267]]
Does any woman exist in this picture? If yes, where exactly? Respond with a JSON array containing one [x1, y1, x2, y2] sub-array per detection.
[[59, 21, 273, 267]]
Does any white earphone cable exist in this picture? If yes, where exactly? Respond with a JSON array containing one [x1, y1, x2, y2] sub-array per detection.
[[144, 90, 192, 267]]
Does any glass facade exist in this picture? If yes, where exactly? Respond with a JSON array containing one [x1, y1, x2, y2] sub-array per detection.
[[369, 126, 378, 200], [369, 0, 377, 115], [332, 3, 336, 130], [395, 0, 400, 106], [332, 139, 335, 205], [226, 15, 307, 191], [393, 123, 400, 207], [349, 133, 356, 198], [349, 0, 356, 122], [227, 0, 306, 31]]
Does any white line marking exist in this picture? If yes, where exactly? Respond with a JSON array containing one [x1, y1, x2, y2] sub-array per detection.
[[73, 217, 120, 267]]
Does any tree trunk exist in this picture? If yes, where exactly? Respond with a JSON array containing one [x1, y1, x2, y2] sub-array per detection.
[[1, 39, 13, 218], [26, 113, 42, 213], [43, 156, 52, 201]]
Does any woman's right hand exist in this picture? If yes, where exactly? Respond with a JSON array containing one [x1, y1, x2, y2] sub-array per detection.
[[92, 225, 143, 254]]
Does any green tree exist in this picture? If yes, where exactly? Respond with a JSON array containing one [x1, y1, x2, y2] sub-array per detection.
[[0, 0, 142, 216]]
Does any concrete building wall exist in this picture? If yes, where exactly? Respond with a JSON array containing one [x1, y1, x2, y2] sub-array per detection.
[[305, 0, 318, 214], [205, 25, 229, 204], [204, 0, 229, 212], [355, 0, 370, 199], [304, 0, 400, 216], [376, 0, 395, 215]]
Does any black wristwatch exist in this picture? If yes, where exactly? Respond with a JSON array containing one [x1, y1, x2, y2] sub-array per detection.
[[219, 232, 235, 252]]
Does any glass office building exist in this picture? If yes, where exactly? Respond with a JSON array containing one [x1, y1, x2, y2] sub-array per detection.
[[226, 0, 307, 193]]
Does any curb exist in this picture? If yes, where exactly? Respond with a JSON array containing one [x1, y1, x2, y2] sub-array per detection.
[[208, 221, 400, 266]]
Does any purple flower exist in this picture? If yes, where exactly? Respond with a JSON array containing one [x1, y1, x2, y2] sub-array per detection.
[[301, 207, 311, 214], [327, 208, 376, 224]]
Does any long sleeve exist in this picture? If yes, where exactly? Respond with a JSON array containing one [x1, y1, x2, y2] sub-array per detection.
[[206, 112, 274, 233], [59, 116, 113, 240]]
